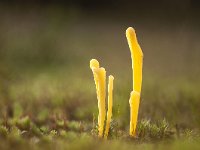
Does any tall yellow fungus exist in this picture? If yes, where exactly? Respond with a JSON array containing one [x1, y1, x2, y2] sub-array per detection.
[[126, 27, 143, 137]]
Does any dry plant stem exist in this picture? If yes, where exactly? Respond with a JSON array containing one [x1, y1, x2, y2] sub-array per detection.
[[126, 27, 143, 137], [104, 75, 114, 139]]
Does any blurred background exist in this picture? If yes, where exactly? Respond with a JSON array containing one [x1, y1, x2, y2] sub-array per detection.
[[0, 0, 199, 130]]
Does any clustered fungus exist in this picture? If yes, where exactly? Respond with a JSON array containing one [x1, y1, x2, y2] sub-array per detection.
[[90, 59, 114, 138], [90, 27, 143, 138]]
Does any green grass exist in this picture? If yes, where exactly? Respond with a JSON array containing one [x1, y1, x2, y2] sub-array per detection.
[[0, 69, 199, 149], [0, 117, 199, 150]]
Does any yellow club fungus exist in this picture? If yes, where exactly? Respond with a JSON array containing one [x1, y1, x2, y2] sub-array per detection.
[[90, 27, 143, 138], [90, 59, 100, 98], [90, 59, 114, 138], [126, 27, 144, 136], [104, 75, 114, 139]]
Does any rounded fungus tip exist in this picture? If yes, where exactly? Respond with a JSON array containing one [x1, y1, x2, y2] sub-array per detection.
[[90, 59, 100, 69], [126, 27, 135, 35], [130, 90, 140, 97], [109, 75, 114, 80]]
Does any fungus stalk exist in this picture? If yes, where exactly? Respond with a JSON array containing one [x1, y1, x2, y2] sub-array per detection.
[[104, 75, 114, 139], [90, 59, 114, 138], [90, 59, 106, 137], [126, 27, 144, 137]]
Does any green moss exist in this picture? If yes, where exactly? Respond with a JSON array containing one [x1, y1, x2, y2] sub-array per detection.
[[16, 116, 31, 131], [0, 126, 8, 137], [67, 121, 82, 132]]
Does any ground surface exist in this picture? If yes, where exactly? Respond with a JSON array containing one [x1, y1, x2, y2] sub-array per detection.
[[0, 5, 200, 149]]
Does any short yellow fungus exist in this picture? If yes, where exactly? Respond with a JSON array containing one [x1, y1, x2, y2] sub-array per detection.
[[90, 59, 114, 138], [104, 75, 114, 139], [129, 91, 140, 136], [126, 27, 144, 136]]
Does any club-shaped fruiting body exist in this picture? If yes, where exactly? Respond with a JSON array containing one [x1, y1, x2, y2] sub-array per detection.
[[129, 91, 140, 136], [104, 75, 114, 139], [126, 27, 143, 136], [90, 27, 143, 138], [90, 59, 114, 138]]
